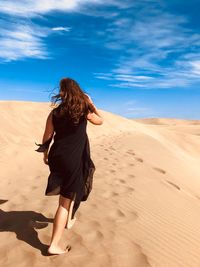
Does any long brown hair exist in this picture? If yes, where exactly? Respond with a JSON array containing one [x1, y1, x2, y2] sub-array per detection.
[[51, 77, 95, 125]]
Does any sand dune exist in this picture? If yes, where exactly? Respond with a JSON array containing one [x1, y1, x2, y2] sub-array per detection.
[[1, 101, 200, 266], [133, 117, 200, 125]]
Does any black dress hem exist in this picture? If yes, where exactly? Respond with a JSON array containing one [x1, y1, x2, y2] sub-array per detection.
[[35, 133, 95, 219]]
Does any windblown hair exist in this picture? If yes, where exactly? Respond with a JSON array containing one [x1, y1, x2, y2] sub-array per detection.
[[51, 77, 95, 125]]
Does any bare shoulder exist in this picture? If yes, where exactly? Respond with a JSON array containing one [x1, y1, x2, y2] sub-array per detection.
[[46, 110, 54, 123]]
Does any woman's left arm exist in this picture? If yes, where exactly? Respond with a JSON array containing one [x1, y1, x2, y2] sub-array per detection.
[[42, 111, 54, 164]]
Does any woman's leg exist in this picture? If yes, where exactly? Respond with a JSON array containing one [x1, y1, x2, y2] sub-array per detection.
[[66, 192, 77, 229], [48, 195, 72, 254]]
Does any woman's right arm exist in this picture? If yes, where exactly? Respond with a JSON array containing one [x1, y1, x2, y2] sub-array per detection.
[[86, 95, 103, 125]]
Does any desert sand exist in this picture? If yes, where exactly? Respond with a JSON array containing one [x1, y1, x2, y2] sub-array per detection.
[[0, 100, 200, 267]]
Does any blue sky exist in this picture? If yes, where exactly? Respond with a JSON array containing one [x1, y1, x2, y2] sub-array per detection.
[[0, 0, 200, 119]]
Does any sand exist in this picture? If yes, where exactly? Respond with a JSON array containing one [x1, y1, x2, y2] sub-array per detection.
[[0, 100, 200, 267]]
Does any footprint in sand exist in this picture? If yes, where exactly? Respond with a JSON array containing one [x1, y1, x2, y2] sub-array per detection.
[[109, 146, 116, 151], [80, 220, 104, 242], [108, 208, 138, 222], [89, 220, 101, 228], [102, 190, 119, 199], [127, 186, 135, 192], [114, 185, 135, 195], [31, 185, 38, 190], [130, 211, 138, 220], [21, 194, 28, 201], [133, 243, 152, 267], [85, 230, 104, 242], [128, 174, 135, 178], [109, 208, 125, 218], [195, 195, 200, 200], [109, 169, 116, 173], [135, 157, 143, 163], [119, 179, 126, 184], [153, 167, 166, 174], [126, 150, 136, 156], [70, 232, 84, 245], [91, 203, 98, 208], [105, 235, 151, 267], [166, 180, 180, 190]]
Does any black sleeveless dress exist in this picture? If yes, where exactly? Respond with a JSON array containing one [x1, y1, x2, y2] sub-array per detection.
[[35, 107, 95, 219]]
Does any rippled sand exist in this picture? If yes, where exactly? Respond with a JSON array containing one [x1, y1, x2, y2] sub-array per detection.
[[0, 101, 200, 267]]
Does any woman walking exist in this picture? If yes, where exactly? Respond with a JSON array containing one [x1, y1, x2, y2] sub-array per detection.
[[35, 77, 103, 255]]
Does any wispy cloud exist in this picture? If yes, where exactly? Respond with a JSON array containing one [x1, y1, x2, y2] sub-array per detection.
[[125, 107, 152, 116], [51, 27, 71, 32], [95, 7, 200, 89], [0, 17, 72, 61], [0, 0, 132, 62], [0, 19, 50, 61], [0, 0, 79, 16], [121, 100, 153, 118], [1, 0, 200, 92], [0, 0, 134, 17], [190, 60, 200, 75]]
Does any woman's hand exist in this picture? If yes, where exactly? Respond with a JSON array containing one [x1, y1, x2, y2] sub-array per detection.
[[41, 111, 54, 165], [43, 154, 49, 165]]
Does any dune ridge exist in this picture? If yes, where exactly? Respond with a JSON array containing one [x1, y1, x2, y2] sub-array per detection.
[[0, 101, 200, 266]]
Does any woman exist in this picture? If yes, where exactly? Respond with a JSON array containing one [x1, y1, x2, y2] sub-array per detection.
[[35, 77, 103, 255]]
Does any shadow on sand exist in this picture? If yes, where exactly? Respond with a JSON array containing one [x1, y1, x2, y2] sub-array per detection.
[[0, 200, 54, 256]]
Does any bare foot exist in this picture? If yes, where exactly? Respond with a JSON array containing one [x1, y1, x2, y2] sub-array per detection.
[[66, 217, 77, 229], [47, 244, 71, 255]]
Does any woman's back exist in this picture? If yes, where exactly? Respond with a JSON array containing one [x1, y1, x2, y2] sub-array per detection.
[[52, 106, 87, 142]]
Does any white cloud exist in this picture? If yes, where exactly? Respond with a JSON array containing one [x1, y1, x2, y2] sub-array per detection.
[[51, 26, 71, 32], [0, 22, 49, 61], [190, 61, 200, 75], [0, 0, 79, 16], [0, 0, 134, 17], [0, 18, 72, 61], [1, 0, 200, 90], [126, 107, 150, 113], [115, 74, 154, 81], [0, 0, 133, 61], [94, 9, 200, 89], [123, 100, 153, 117], [109, 82, 149, 88], [94, 72, 155, 85]]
